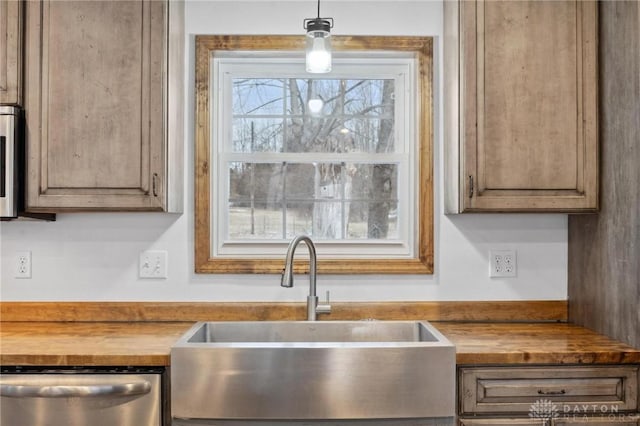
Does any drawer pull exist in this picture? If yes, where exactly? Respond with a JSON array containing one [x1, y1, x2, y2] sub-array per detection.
[[0, 381, 151, 398], [538, 389, 566, 395]]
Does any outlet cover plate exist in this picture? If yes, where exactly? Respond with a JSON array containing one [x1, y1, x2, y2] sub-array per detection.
[[489, 249, 517, 278], [14, 251, 32, 279]]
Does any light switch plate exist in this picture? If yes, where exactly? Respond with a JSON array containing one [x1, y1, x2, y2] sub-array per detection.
[[139, 250, 168, 279]]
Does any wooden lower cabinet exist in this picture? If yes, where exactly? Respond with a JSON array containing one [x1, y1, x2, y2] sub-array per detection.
[[460, 418, 640, 426], [459, 419, 545, 426], [553, 418, 640, 426], [458, 366, 640, 426]]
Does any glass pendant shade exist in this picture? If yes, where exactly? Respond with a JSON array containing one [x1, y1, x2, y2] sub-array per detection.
[[306, 29, 332, 73], [304, 13, 333, 74]]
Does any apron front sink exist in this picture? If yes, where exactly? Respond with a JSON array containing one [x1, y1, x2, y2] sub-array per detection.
[[171, 320, 455, 423]]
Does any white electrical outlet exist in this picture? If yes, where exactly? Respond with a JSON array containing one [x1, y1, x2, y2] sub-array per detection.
[[15, 251, 32, 279], [489, 249, 517, 278], [139, 250, 168, 279]]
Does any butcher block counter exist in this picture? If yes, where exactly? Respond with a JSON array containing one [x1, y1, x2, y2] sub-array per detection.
[[1, 301, 638, 366], [1, 321, 639, 367], [0, 321, 191, 366]]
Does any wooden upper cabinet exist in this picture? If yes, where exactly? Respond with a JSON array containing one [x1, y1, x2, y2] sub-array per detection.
[[24, 0, 183, 212], [444, 0, 598, 213], [0, 0, 23, 105]]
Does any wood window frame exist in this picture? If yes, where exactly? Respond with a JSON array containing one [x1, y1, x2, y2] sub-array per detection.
[[195, 35, 433, 274]]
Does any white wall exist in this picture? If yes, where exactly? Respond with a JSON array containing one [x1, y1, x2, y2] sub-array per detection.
[[0, 1, 568, 302]]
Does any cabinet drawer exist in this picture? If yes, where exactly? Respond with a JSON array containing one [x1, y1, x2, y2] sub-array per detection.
[[460, 416, 640, 426], [459, 366, 639, 415], [459, 418, 545, 426], [553, 416, 640, 426]]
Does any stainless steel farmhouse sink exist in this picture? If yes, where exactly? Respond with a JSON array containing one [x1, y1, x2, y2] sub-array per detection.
[[171, 321, 455, 425]]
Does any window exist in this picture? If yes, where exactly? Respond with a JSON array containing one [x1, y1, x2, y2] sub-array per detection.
[[195, 36, 433, 274]]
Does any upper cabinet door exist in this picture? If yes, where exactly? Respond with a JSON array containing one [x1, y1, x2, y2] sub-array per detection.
[[445, 1, 598, 213], [24, 0, 170, 211], [0, 0, 23, 105]]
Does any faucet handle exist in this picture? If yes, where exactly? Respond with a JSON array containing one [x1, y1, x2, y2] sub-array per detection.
[[316, 290, 332, 315]]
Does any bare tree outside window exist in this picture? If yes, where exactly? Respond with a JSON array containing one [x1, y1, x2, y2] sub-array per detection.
[[229, 77, 398, 241]]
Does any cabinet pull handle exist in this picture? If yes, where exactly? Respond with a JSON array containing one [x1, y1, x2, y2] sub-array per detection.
[[0, 136, 6, 197], [468, 175, 474, 198], [152, 173, 158, 197], [0, 381, 151, 398], [538, 389, 566, 395]]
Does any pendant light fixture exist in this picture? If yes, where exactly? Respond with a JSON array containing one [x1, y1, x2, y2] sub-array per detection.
[[304, 0, 333, 73]]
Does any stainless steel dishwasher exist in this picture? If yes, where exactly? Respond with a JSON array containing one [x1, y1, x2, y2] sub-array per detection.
[[0, 366, 164, 426]]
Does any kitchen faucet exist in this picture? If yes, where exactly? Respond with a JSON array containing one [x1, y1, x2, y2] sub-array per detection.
[[281, 235, 331, 321]]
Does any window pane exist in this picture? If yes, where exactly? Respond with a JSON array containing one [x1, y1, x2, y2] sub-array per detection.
[[228, 201, 284, 239], [342, 79, 394, 117], [287, 79, 341, 115], [233, 78, 284, 115], [232, 77, 396, 154], [343, 118, 395, 153], [227, 161, 399, 241], [286, 202, 313, 238], [232, 118, 283, 152], [351, 163, 398, 200], [347, 201, 399, 240], [285, 117, 394, 154], [314, 163, 348, 201], [228, 162, 284, 202], [284, 163, 315, 199], [285, 118, 355, 153], [313, 201, 344, 239]]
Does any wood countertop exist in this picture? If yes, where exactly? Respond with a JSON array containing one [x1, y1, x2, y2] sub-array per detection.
[[0, 322, 193, 366], [435, 322, 640, 364], [1, 321, 638, 367]]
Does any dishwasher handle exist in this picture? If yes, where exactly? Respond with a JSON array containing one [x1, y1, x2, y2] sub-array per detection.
[[0, 380, 151, 398]]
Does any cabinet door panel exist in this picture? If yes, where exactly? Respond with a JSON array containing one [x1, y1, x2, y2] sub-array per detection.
[[454, 0, 598, 212], [481, 1, 577, 191], [0, 0, 22, 105], [24, 0, 166, 211]]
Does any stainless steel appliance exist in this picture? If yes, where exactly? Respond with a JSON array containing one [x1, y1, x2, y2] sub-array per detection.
[[0, 106, 20, 218], [0, 106, 54, 220], [0, 367, 163, 426]]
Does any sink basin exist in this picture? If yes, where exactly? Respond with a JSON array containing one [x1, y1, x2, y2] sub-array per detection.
[[171, 320, 455, 423], [186, 320, 444, 343]]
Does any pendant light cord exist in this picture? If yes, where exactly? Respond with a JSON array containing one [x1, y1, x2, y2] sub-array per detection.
[[317, 0, 321, 19]]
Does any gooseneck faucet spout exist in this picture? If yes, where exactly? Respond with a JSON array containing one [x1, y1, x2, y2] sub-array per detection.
[[281, 235, 331, 321]]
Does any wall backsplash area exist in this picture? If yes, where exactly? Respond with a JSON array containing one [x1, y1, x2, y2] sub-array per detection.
[[0, 1, 567, 302]]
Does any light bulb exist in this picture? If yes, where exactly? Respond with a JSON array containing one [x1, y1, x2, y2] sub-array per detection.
[[306, 31, 332, 73]]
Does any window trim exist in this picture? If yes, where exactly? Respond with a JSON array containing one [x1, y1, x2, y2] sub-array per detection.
[[195, 35, 433, 274]]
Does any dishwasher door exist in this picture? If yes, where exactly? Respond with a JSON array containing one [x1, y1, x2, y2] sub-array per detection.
[[0, 373, 161, 426]]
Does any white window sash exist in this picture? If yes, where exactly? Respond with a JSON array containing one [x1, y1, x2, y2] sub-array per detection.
[[210, 54, 418, 259]]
